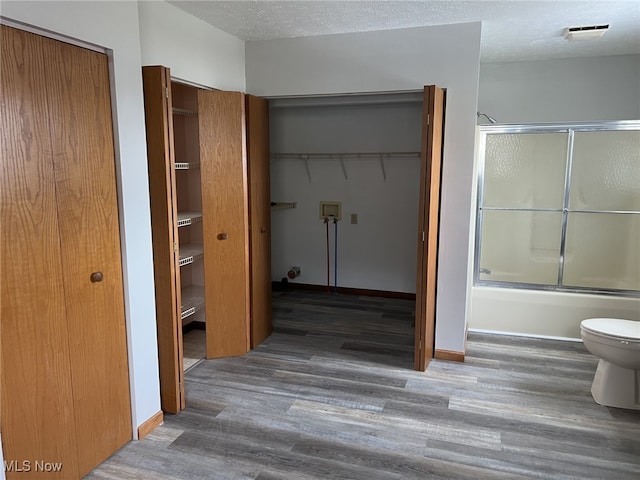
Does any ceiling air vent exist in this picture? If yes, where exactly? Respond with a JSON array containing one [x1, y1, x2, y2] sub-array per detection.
[[563, 24, 609, 41]]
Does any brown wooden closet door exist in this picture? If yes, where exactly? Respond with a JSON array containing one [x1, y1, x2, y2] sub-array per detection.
[[141, 66, 184, 413], [199, 90, 250, 358], [1, 25, 131, 478], [414, 85, 445, 372], [44, 36, 132, 475], [246, 95, 273, 348], [1, 25, 81, 479]]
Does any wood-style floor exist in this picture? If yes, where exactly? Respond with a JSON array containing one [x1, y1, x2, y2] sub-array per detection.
[[183, 328, 206, 371], [87, 290, 640, 479]]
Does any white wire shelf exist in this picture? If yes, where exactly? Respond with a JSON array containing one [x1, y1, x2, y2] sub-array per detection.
[[271, 202, 297, 210], [181, 285, 205, 321], [176, 211, 202, 227], [174, 161, 200, 170], [271, 151, 421, 182], [179, 244, 204, 267], [172, 107, 197, 117]]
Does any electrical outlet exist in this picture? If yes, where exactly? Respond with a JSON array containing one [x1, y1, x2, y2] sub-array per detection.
[[351, 213, 358, 224]]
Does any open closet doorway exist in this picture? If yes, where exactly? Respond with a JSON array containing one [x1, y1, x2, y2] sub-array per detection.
[[143, 76, 443, 414], [142, 67, 256, 414], [268, 85, 445, 372]]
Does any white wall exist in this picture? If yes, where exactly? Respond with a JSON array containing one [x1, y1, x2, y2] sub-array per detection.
[[137, 0, 245, 91], [1, 1, 161, 439], [478, 55, 640, 123], [247, 23, 482, 354], [270, 97, 423, 292]]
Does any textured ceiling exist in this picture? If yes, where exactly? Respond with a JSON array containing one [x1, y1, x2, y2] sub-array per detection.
[[167, 0, 640, 62]]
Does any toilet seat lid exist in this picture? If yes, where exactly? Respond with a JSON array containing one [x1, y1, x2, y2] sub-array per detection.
[[581, 318, 640, 341]]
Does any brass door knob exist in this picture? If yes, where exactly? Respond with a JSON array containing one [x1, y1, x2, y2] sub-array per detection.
[[90, 272, 103, 283], [217, 233, 228, 240]]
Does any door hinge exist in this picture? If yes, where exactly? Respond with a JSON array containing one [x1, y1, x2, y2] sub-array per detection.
[[165, 86, 169, 99], [426, 114, 430, 126], [174, 241, 178, 252], [419, 340, 422, 351], [422, 231, 425, 242]]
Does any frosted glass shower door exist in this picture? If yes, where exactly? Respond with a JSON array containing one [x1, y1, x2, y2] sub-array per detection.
[[479, 210, 563, 284], [477, 124, 640, 294], [478, 132, 568, 286], [483, 133, 567, 209], [563, 130, 640, 291], [564, 213, 640, 291]]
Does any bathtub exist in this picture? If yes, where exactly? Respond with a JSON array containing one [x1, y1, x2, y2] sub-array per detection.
[[469, 286, 640, 340]]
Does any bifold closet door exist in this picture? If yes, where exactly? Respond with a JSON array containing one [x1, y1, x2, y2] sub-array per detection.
[[414, 85, 445, 372], [1, 25, 131, 478], [141, 66, 184, 414], [1, 25, 81, 479], [246, 94, 273, 348], [45, 32, 132, 475], [199, 90, 251, 358]]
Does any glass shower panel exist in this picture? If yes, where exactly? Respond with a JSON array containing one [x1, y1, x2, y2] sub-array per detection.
[[570, 131, 640, 211], [563, 212, 640, 291], [479, 210, 562, 285], [484, 133, 567, 209]]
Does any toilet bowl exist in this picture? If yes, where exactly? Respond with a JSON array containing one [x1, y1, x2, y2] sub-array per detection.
[[580, 318, 640, 410]]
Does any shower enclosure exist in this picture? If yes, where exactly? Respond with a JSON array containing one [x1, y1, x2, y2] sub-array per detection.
[[471, 122, 640, 338]]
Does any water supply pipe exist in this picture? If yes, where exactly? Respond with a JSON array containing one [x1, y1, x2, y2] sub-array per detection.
[[333, 217, 338, 293], [324, 217, 330, 292]]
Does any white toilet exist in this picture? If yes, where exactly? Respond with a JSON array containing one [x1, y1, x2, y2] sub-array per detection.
[[580, 318, 640, 410]]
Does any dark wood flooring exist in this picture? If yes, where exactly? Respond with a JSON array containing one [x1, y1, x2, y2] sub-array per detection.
[[86, 290, 640, 479]]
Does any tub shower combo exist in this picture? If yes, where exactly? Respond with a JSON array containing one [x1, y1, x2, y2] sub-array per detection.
[[474, 122, 640, 409]]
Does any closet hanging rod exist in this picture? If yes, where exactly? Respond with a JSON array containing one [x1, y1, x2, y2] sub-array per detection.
[[271, 151, 420, 160]]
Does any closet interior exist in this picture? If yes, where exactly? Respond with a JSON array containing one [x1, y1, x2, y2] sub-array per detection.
[[268, 88, 444, 370], [268, 92, 424, 295], [172, 82, 207, 369], [142, 66, 272, 414]]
